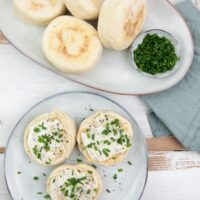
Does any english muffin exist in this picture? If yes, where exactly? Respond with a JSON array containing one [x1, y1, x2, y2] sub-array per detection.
[[43, 16, 103, 73], [77, 111, 133, 166], [24, 111, 76, 166], [64, 0, 104, 20], [47, 164, 102, 200], [98, 0, 147, 50], [13, 0, 66, 26]]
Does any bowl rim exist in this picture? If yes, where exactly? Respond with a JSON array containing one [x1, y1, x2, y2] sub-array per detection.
[[4, 90, 148, 200], [130, 29, 181, 79]]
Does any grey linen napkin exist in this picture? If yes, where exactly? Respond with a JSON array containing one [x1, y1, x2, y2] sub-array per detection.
[[141, 0, 200, 151]]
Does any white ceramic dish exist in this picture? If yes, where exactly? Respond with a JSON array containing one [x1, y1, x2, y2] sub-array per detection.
[[0, 0, 194, 95], [4, 91, 148, 200], [130, 29, 180, 78]]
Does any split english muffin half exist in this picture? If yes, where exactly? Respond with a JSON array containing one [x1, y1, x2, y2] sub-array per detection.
[[13, 0, 66, 26], [24, 110, 76, 166], [98, 0, 147, 50], [47, 164, 102, 200], [43, 16, 103, 73], [77, 111, 133, 166]]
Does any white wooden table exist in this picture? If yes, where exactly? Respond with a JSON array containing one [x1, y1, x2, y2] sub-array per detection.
[[1, 0, 200, 199]]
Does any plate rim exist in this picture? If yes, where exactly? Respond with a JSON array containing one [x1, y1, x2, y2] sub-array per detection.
[[0, 0, 194, 95], [4, 90, 148, 200]]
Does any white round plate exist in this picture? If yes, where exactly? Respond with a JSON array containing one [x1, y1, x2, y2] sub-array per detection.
[[0, 0, 194, 95], [4, 91, 148, 200]]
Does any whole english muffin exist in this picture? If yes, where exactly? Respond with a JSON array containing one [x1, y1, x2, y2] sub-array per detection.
[[24, 111, 77, 166], [13, 0, 66, 26], [98, 0, 147, 50], [43, 16, 103, 73], [64, 0, 104, 20]]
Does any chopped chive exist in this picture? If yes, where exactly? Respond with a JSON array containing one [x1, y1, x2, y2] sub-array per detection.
[[37, 192, 42, 195], [102, 148, 110, 157], [128, 161, 133, 166], [43, 194, 50, 199], [92, 134, 95, 140], [34, 127, 40, 133], [133, 33, 179, 75], [106, 189, 111, 193], [38, 122, 47, 130], [94, 145, 98, 151], [87, 133, 90, 139], [33, 176, 39, 180], [86, 143, 93, 148], [113, 174, 118, 180], [91, 164, 97, 169], [17, 171, 21, 174], [118, 168, 123, 172], [111, 119, 120, 126], [86, 189, 91, 194], [76, 159, 83, 163]]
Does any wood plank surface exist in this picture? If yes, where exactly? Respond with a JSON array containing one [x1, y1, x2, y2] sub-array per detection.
[[146, 136, 185, 151], [0, 136, 184, 154], [1, 137, 198, 172], [0, 32, 8, 44], [1, 146, 200, 172], [0, 148, 5, 154], [148, 151, 200, 171]]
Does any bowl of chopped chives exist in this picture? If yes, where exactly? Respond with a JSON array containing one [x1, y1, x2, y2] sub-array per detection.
[[130, 29, 180, 78]]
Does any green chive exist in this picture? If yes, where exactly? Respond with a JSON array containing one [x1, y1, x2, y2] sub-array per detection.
[[34, 127, 40, 133], [33, 176, 39, 180], [128, 161, 133, 165], [118, 168, 123, 172], [106, 189, 111, 193], [113, 174, 118, 180], [37, 192, 42, 195], [43, 194, 50, 199], [133, 33, 179, 75]]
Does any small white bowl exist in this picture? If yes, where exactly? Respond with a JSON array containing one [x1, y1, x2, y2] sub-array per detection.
[[130, 29, 180, 78]]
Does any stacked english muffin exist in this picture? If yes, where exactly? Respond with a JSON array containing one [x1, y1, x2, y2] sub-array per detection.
[[13, 0, 147, 74]]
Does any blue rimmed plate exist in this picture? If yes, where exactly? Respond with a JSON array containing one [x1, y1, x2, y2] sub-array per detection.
[[4, 91, 148, 200]]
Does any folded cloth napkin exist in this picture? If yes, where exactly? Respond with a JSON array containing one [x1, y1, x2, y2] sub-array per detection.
[[141, 0, 200, 151]]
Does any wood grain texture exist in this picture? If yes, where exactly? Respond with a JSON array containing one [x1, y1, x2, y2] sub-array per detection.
[[2, 136, 198, 172], [0, 148, 5, 154], [148, 151, 200, 171], [1, 146, 200, 172], [147, 136, 185, 151], [0, 136, 184, 154], [0, 32, 8, 44]]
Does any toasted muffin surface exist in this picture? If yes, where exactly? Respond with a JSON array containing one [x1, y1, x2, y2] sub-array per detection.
[[64, 0, 104, 20], [13, 0, 66, 25], [43, 16, 103, 73], [98, 0, 147, 50]]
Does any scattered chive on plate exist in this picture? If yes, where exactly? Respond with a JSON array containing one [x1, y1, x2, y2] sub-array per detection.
[[130, 29, 180, 78]]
